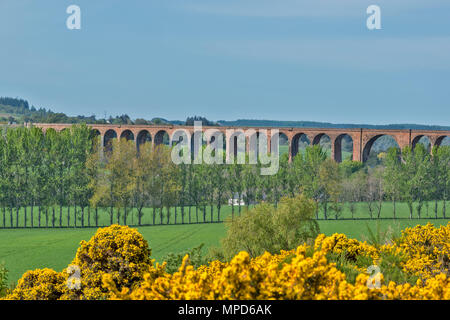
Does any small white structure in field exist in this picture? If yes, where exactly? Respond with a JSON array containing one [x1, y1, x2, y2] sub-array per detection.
[[228, 198, 245, 206]]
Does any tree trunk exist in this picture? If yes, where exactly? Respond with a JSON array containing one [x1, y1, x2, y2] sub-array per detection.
[[409, 203, 413, 219], [174, 206, 177, 224], [167, 207, 170, 224], [232, 202, 235, 220], [152, 207, 156, 225], [238, 194, 242, 215], [60, 205, 63, 227], [181, 206, 184, 224], [393, 199, 396, 219], [74, 205, 77, 227], [196, 206, 198, 223], [31, 202, 34, 228], [443, 199, 447, 218], [10, 207, 13, 228], [434, 200, 438, 219], [189, 206, 191, 224], [81, 206, 84, 227]]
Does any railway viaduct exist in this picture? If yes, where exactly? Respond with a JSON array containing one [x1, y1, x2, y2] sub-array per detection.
[[30, 123, 450, 163]]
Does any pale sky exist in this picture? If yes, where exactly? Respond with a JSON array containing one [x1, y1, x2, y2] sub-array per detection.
[[1, 0, 449, 125]]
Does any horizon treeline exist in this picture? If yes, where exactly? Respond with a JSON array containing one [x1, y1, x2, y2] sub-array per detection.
[[1, 96, 450, 131]]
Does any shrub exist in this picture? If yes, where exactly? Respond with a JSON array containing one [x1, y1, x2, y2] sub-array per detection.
[[105, 223, 450, 300], [219, 194, 319, 260], [65, 224, 152, 299], [0, 262, 9, 297], [162, 244, 207, 274], [6, 268, 67, 300]]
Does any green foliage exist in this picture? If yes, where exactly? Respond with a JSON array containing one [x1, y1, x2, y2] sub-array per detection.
[[219, 194, 319, 260], [0, 262, 9, 297], [162, 244, 207, 274], [362, 222, 401, 248], [327, 249, 418, 286]]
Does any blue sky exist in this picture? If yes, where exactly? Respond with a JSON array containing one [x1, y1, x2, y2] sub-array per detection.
[[1, 0, 449, 125]]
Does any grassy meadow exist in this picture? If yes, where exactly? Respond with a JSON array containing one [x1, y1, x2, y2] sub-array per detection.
[[0, 201, 449, 285]]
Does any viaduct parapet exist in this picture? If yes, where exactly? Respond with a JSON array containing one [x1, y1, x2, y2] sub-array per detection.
[[30, 123, 450, 163]]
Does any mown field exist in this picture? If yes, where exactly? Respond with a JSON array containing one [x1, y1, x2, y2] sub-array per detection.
[[0, 202, 449, 285]]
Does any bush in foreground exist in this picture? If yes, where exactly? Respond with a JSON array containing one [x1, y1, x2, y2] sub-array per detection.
[[104, 222, 450, 300], [4, 222, 450, 300], [5, 224, 152, 300]]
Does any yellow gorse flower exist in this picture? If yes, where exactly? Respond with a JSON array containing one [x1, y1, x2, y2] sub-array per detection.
[[4, 222, 450, 300]]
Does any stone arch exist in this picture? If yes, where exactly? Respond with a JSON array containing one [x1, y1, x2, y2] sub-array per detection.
[[277, 132, 289, 157], [90, 129, 101, 148], [291, 133, 310, 159], [190, 131, 206, 160], [227, 130, 246, 160], [155, 130, 170, 146], [412, 135, 431, 153], [362, 134, 400, 163], [104, 129, 118, 149], [312, 133, 331, 157], [435, 136, 450, 147], [137, 130, 152, 151], [45, 128, 58, 137], [334, 134, 354, 162], [120, 129, 134, 141], [91, 128, 101, 137], [204, 130, 226, 161], [247, 130, 268, 162]]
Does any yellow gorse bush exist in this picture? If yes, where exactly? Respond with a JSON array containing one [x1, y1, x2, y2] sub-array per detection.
[[5, 224, 152, 300], [4, 222, 450, 300]]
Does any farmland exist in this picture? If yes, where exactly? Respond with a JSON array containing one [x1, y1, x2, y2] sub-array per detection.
[[1, 202, 448, 284]]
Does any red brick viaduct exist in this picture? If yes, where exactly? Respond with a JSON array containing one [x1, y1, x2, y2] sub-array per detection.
[[30, 123, 450, 163]]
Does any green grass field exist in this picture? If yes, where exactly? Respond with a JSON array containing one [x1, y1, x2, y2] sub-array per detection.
[[0, 202, 449, 285], [1, 200, 447, 228]]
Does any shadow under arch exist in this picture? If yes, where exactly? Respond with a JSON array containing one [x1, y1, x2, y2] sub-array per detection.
[[155, 130, 170, 146], [312, 133, 331, 157], [104, 129, 118, 151], [291, 133, 310, 159], [435, 135, 450, 147], [136, 130, 152, 152], [334, 134, 354, 162], [362, 134, 400, 163], [277, 132, 289, 157], [226, 130, 246, 161], [412, 135, 431, 153], [120, 130, 134, 141]]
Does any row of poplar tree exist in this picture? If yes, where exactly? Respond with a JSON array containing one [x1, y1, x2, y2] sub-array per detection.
[[0, 125, 449, 228]]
